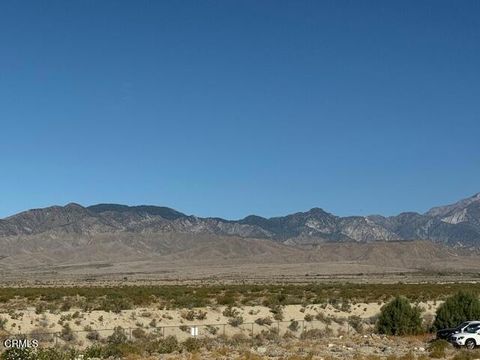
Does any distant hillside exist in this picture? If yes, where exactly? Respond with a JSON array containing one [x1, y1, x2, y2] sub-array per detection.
[[1, 193, 479, 247]]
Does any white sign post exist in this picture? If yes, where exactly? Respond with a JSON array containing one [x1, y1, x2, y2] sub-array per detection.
[[190, 326, 198, 336]]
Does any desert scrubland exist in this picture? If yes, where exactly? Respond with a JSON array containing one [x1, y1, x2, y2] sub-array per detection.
[[0, 282, 479, 359]]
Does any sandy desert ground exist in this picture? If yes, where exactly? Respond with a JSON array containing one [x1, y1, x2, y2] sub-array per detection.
[[0, 301, 442, 358], [0, 301, 438, 338]]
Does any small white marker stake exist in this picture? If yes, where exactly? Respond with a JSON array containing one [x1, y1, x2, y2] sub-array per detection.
[[190, 326, 198, 336]]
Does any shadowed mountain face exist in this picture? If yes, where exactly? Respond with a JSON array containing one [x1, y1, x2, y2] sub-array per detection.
[[1, 193, 479, 247]]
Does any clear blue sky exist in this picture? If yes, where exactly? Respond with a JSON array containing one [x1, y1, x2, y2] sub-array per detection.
[[1, 1, 479, 219]]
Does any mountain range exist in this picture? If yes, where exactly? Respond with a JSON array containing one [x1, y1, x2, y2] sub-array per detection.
[[1, 193, 479, 279], [1, 192, 479, 248]]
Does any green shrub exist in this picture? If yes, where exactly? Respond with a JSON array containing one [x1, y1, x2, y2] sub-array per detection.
[[3, 348, 79, 360], [376, 296, 423, 335], [108, 326, 127, 345], [433, 291, 480, 331], [270, 304, 284, 321], [132, 328, 146, 339], [2, 283, 480, 311], [183, 338, 203, 352], [222, 306, 239, 318], [100, 295, 132, 313], [206, 324, 218, 335], [181, 310, 195, 321], [341, 300, 351, 312], [255, 328, 280, 342], [228, 316, 244, 327], [1, 348, 34, 360], [83, 345, 103, 358], [255, 317, 272, 326], [452, 349, 480, 360], [304, 314, 313, 322], [0, 317, 7, 330], [60, 323, 75, 342], [60, 299, 72, 311], [300, 328, 325, 339], [315, 312, 332, 324], [217, 294, 235, 306], [86, 329, 100, 341], [148, 335, 179, 354], [288, 320, 299, 332], [36, 348, 78, 360], [35, 302, 47, 315], [179, 325, 189, 332], [348, 315, 363, 333], [428, 339, 451, 358], [195, 310, 207, 320]]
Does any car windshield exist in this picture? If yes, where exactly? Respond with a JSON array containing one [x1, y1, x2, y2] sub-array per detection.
[[456, 322, 470, 330]]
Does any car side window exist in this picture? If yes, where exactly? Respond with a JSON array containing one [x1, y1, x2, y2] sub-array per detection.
[[466, 324, 480, 333]]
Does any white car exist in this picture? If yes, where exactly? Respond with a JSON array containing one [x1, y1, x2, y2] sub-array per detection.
[[450, 323, 480, 349]]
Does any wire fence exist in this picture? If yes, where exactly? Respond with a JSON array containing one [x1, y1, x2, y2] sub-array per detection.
[[2, 318, 369, 347]]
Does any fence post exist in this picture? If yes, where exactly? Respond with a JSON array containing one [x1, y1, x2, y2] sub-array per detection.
[[223, 324, 225, 336]]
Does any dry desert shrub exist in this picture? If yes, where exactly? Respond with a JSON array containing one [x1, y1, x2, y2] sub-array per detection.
[[288, 320, 299, 332], [283, 330, 296, 339], [181, 309, 207, 321], [427, 339, 450, 358], [331, 315, 346, 325], [451, 349, 480, 360], [196, 310, 207, 320], [107, 326, 127, 345], [255, 327, 280, 343], [29, 326, 53, 343], [236, 351, 263, 360], [140, 311, 152, 318], [181, 310, 196, 321], [179, 325, 189, 332], [131, 327, 147, 339], [304, 314, 313, 322], [300, 328, 325, 340], [223, 306, 240, 318], [315, 312, 332, 324], [0, 317, 8, 330], [34, 302, 48, 315], [212, 345, 230, 357], [60, 323, 75, 342], [254, 317, 272, 326], [228, 333, 249, 346], [182, 337, 204, 352], [152, 335, 180, 354], [228, 316, 244, 327], [0, 282, 478, 313], [348, 315, 363, 333], [269, 304, 284, 321], [86, 329, 100, 341], [285, 356, 314, 360], [205, 324, 219, 335]]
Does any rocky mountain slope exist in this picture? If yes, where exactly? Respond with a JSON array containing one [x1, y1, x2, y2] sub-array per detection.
[[0, 193, 479, 248]]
